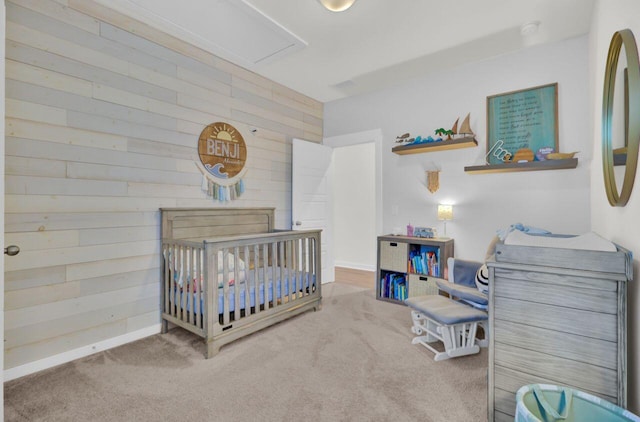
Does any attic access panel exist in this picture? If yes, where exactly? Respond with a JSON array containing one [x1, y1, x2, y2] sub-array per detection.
[[123, 0, 306, 65]]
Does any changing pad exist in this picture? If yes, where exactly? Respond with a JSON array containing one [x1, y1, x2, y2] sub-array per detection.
[[504, 230, 617, 252]]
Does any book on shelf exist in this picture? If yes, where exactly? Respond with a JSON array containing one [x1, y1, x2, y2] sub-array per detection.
[[380, 272, 407, 301], [409, 245, 441, 277]]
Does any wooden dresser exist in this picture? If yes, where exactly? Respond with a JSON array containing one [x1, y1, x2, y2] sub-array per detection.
[[487, 242, 632, 422]]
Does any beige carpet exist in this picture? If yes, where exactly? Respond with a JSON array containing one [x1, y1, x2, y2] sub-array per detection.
[[5, 283, 488, 421]]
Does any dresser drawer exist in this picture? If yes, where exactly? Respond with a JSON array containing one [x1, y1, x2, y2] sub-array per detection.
[[494, 319, 617, 369], [494, 365, 617, 406], [494, 296, 617, 341], [494, 344, 618, 399], [493, 269, 617, 312]]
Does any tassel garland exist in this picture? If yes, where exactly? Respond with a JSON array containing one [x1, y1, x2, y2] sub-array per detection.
[[201, 174, 245, 203]]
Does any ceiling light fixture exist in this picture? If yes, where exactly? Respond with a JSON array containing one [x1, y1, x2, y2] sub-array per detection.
[[318, 0, 357, 12]]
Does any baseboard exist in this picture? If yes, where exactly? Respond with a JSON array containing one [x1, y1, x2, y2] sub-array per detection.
[[4, 324, 162, 382], [334, 262, 376, 272]]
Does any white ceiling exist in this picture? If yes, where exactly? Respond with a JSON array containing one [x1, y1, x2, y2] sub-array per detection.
[[100, 0, 596, 103]]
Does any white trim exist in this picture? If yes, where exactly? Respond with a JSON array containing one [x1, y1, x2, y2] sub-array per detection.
[[334, 261, 376, 272], [323, 129, 382, 148], [4, 324, 161, 381]]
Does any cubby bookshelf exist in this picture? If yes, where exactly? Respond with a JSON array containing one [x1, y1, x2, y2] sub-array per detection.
[[376, 235, 454, 304]]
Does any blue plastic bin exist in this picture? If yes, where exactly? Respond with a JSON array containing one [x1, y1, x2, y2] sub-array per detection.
[[515, 384, 640, 422]]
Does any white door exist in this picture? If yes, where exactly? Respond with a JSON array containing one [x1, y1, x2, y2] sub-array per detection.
[[292, 139, 334, 283]]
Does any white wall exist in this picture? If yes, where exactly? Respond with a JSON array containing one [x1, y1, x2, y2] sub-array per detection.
[[589, 0, 640, 413], [332, 143, 376, 270], [325, 36, 591, 262]]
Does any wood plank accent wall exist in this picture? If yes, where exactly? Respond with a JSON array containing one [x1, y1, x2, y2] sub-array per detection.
[[4, 0, 323, 370]]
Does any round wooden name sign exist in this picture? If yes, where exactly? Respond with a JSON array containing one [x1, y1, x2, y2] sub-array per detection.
[[197, 122, 248, 201]]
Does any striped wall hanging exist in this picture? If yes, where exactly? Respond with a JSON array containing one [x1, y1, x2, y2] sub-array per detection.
[[196, 122, 247, 202]]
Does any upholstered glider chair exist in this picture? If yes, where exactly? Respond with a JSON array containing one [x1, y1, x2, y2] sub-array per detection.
[[405, 258, 488, 361]]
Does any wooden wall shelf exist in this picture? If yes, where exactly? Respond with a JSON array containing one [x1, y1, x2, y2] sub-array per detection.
[[464, 158, 578, 174], [392, 136, 477, 155]]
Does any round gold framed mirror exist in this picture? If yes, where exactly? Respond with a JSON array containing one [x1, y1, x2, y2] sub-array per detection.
[[602, 29, 640, 206]]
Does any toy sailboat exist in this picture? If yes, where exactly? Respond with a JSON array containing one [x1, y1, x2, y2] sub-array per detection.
[[459, 113, 474, 136]]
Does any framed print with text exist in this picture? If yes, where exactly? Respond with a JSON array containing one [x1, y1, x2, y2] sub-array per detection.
[[486, 83, 558, 164]]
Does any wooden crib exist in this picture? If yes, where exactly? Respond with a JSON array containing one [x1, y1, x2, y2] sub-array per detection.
[[160, 207, 322, 358]]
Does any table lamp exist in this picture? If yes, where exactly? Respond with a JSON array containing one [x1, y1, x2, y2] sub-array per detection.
[[437, 204, 453, 237]]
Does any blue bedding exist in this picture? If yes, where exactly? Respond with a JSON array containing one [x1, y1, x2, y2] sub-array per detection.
[[170, 271, 315, 314]]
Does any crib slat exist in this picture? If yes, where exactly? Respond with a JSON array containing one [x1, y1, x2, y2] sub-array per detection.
[[178, 244, 183, 317], [191, 247, 197, 325], [302, 238, 307, 297], [297, 238, 303, 298], [163, 243, 170, 315], [182, 245, 187, 319], [169, 244, 173, 317], [299, 238, 304, 297], [181, 246, 187, 321], [223, 248, 230, 326], [279, 241, 285, 304], [288, 240, 294, 302], [263, 243, 269, 310], [175, 245, 180, 318], [241, 246, 251, 316], [253, 244, 260, 315], [207, 245, 215, 333], [280, 241, 284, 297], [180, 246, 185, 322], [291, 239, 297, 300], [184, 246, 189, 322], [311, 237, 317, 289], [188, 246, 193, 324], [295, 238, 300, 298], [186, 247, 191, 320], [171, 245, 180, 318], [233, 246, 240, 321], [294, 239, 299, 298], [308, 237, 313, 292], [192, 247, 196, 326], [195, 245, 202, 328], [272, 241, 279, 308]]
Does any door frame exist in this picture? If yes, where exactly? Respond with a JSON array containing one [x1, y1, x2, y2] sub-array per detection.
[[291, 129, 383, 283], [324, 128, 383, 241], [1, 1, 7, 417]]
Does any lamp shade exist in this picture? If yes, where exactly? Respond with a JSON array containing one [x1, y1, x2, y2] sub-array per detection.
[[437, 204, 453, 221], [318, 0, 357, 12]]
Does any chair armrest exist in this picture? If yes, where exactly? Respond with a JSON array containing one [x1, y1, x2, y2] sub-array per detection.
[[447, 257, 482, 288], [436, 279, 488, 307]]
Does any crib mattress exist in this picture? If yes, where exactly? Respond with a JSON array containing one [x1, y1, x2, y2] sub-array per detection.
[[170, 271, 315, 314]]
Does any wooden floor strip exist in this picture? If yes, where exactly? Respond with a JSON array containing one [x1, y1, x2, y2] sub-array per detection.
[[334, 267, 375, 289]]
